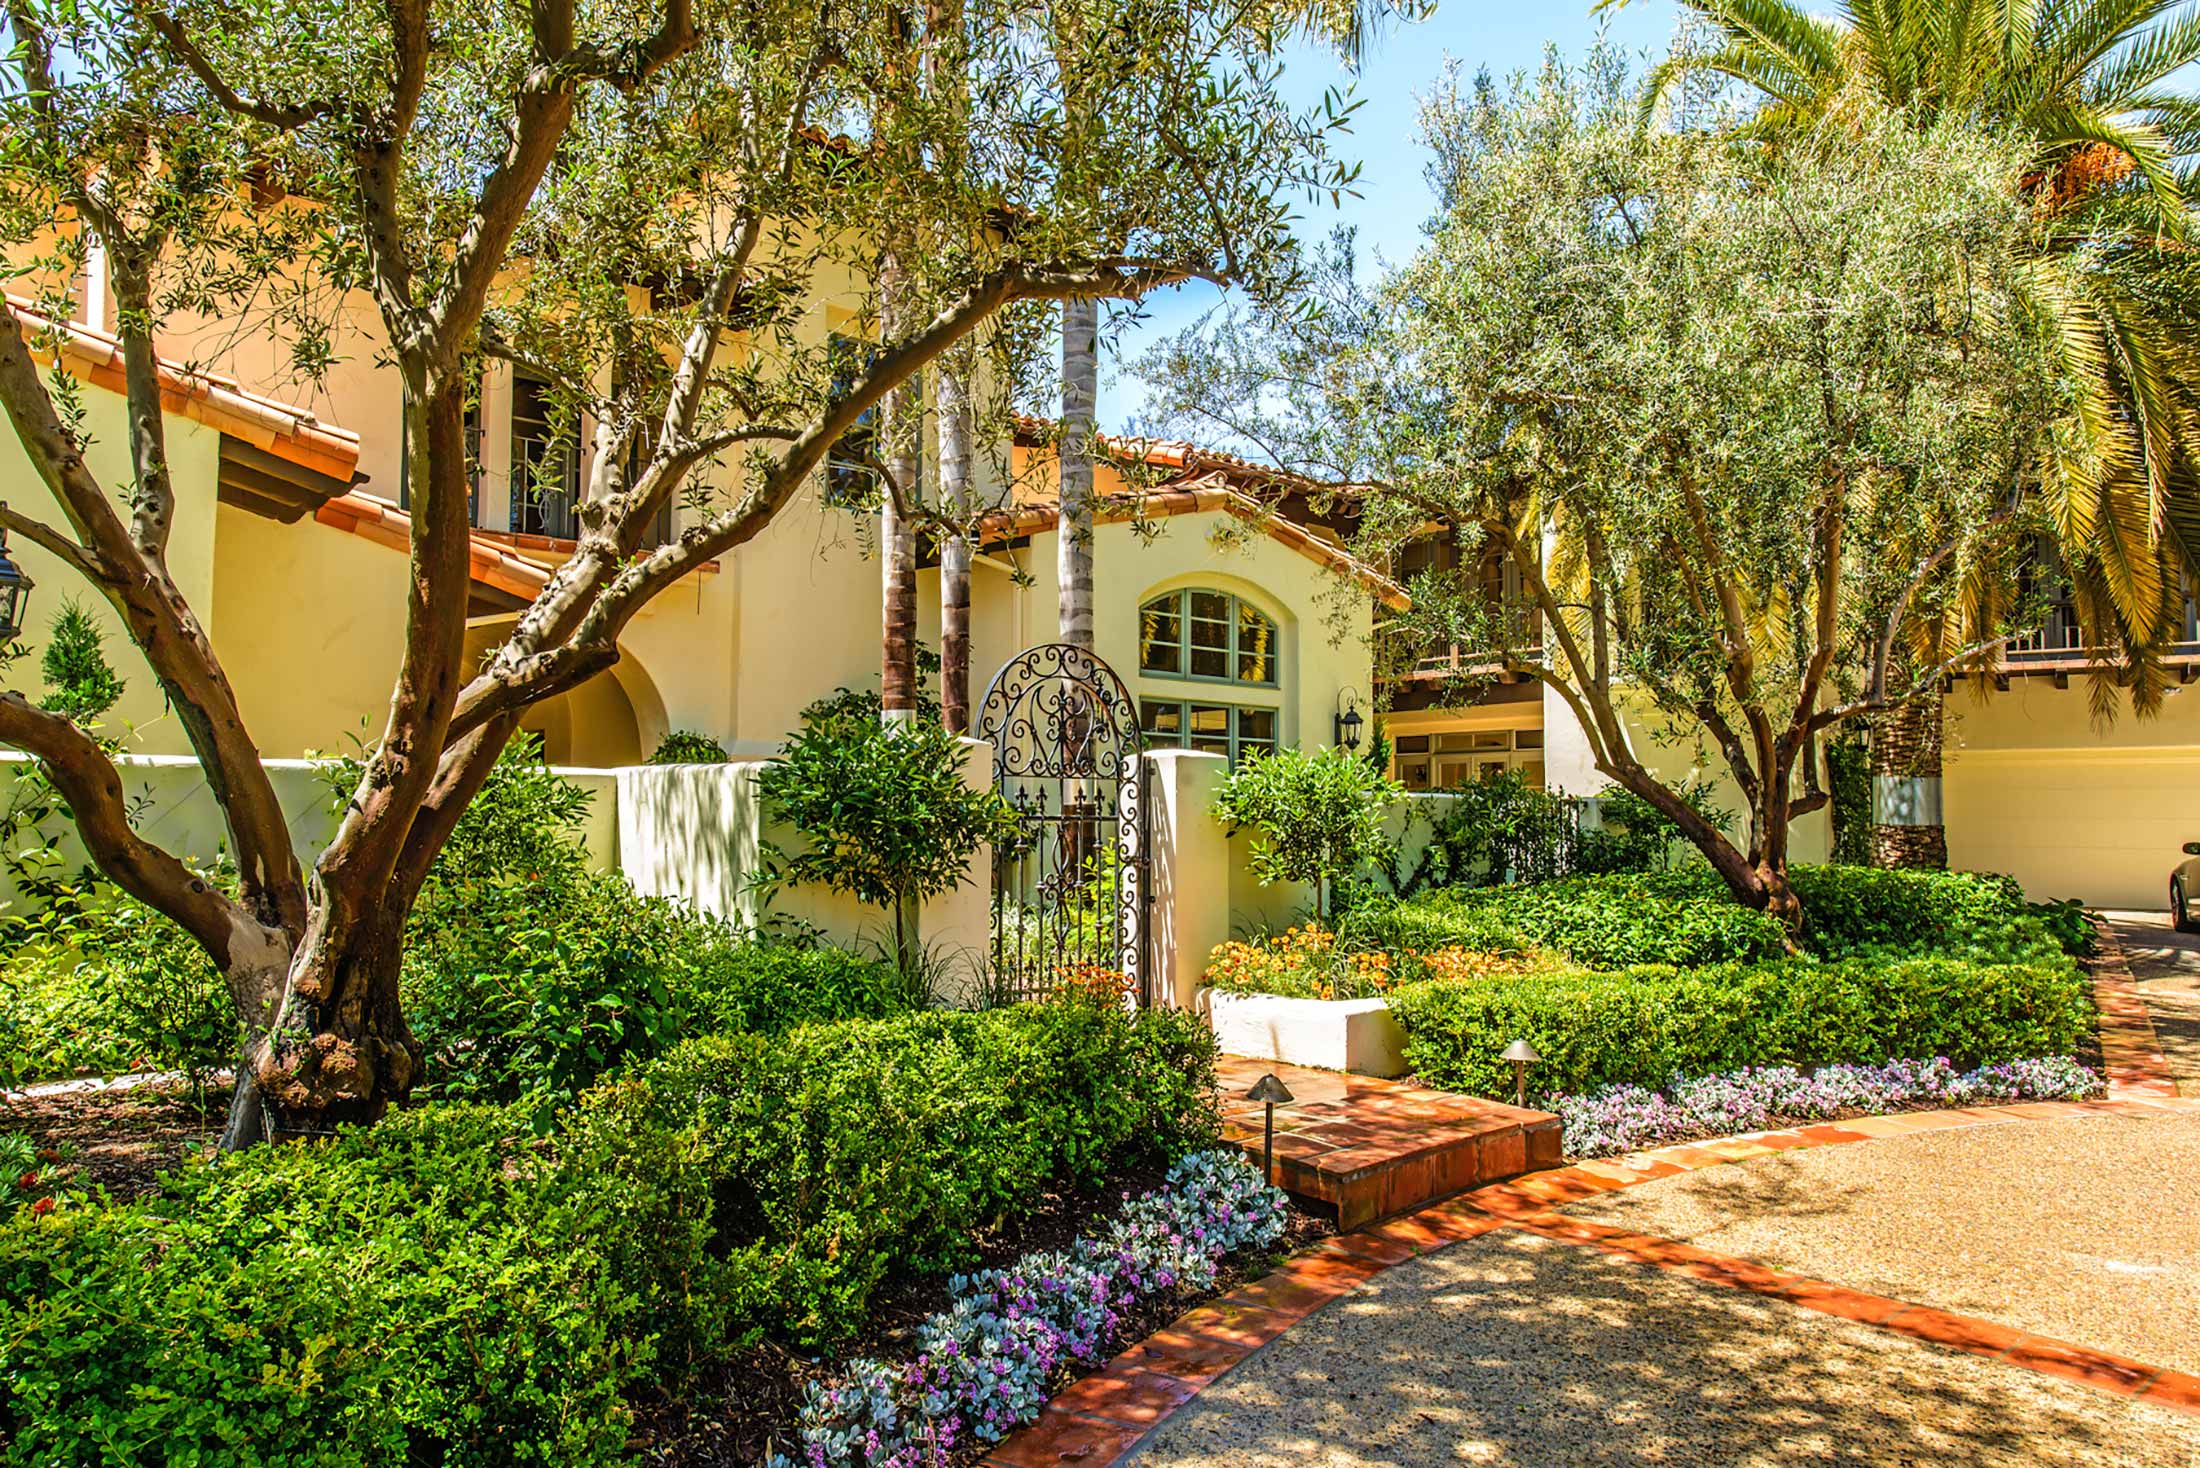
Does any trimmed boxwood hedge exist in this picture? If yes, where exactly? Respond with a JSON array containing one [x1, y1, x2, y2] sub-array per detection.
[[0, 994, 1219, 1467], [1385, 953, 2093, 1099]]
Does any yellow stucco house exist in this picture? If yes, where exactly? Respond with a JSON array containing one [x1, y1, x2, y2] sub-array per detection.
[[8, 244, 2187, 916], [0, 273, 1397, 788]]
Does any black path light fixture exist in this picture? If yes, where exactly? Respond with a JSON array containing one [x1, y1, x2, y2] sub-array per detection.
[[1502, 1037, 1541, 1110], [1246, 1070, 1294, 1187], [1333, 691, 1364, 752], [0, 512, 33, 645]]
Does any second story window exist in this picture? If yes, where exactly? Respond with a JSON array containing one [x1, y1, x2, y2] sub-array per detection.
[[511, 370, 580, 539], [1139, 589, 1278, 687]]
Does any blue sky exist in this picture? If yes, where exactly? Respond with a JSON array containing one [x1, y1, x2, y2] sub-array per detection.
[[1102, 0, 1682, 428]]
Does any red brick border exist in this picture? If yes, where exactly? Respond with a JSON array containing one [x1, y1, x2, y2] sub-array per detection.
[[2093, 926, 2178, 1097], [981, 1092, 2200, 1466]]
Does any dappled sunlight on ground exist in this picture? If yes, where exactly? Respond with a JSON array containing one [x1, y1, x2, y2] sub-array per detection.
[[1125, 1227, 2200, 1468]]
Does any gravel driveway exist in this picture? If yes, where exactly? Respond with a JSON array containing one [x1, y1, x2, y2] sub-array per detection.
[[1126, 1109, 2200, 1468]]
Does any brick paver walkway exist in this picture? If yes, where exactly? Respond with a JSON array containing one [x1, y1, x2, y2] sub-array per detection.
[[2103, 911, 2200, 1094]]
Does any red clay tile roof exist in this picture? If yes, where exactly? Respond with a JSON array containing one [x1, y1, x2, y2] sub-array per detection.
[[976, 473, 1409, 611], [8, 294, 362, 483], [314, 492, 558, 605]]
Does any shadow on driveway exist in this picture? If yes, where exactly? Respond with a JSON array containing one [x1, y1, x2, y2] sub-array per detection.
[[1128, 1229, 2198, 1468]]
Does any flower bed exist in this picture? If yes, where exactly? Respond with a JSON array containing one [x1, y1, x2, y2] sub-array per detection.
[[771, 1150, 1288, 1468], [1552, 1055, 2102, 1158]]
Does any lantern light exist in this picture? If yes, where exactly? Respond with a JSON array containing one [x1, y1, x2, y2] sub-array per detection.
[[0, 516, 33, 645], [1334, 695, 1364, 752]]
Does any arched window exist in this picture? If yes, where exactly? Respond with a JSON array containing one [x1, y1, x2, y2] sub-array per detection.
[[1138, 589, 1278, 686]]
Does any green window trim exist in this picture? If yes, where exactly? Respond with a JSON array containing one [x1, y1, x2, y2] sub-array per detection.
[[1139, 698, 1281, 767], [1138, 588, 1279, 687]]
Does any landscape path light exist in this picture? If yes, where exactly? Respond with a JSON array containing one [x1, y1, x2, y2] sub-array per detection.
[[1502, 1037, 1541, 1110], [1246, 1071, 1294, 1187]]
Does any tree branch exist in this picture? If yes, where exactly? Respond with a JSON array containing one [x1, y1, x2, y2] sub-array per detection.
[[140, 10, 338, 128], [0, 693, 248, 960]]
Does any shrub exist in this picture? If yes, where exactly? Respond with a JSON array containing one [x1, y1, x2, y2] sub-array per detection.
[[1215, 747, 1403, 922], [0, 1105, 706, 1467], [1387, 952, 2092, 1098], [1575, 781, 1733, 875], [404, 872, 913, 1122], [1, 896, 235, 1093], [685, 940, 917, 1033], [1202, 919, 1559, 1000], [588, 993, 1221, 1346], [649, 729, 730, 764], [761, 705, 1018, 974], [1369, 865, 2060, 970], [1368, 876, 1791, 969]]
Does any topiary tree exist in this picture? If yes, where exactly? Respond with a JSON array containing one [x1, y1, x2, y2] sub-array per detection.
[[759, 699, 1017, 978], [1214, 747, 1403, 921]]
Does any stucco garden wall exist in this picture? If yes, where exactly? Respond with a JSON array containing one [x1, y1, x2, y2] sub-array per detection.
[[0, 753, 618, 914]]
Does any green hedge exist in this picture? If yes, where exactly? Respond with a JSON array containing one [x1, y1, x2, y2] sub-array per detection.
[[1360, 865, 2064, 971], [0, 1105, 698, 1467], [1386, 953, 2092, 1098], [0, 996, 1217, 1465], [1362, 878, 1791, 969], [592, 996, 1220, 1346]]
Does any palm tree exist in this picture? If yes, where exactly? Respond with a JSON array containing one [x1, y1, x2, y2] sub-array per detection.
[[1632, 0, 2200, 864], [1051, 0, 1424, 657]]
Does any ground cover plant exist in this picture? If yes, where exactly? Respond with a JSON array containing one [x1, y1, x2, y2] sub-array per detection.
[[774, 1150, 1287, 1467], [1552, 1056, 2102, 1158]]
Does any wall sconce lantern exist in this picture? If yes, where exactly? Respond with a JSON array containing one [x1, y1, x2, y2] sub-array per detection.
[[0, 517, 33, 645], [1501, 1037, 1541, 1109], [1333, 693, 1364, 752], [1246, 1071, 1294, 1186]]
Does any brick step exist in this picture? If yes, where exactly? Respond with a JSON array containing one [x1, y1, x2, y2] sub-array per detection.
[[1217, 1055, 1561, 1230]]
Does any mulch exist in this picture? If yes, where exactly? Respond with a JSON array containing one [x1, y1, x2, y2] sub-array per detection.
[[628, 1179, 1335, 1467], [3, 1078, 227, 1202]]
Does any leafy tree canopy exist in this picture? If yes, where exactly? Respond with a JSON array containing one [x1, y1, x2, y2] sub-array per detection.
[[1141, 50, 2070, 931]]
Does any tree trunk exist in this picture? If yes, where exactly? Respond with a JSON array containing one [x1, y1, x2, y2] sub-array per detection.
[[251, 899, 419, 1137], [880, 255, 921, 723], [1058, 297, 1097, 649], [1869, 685, 1947, 868], [939, 363, 974, 733]]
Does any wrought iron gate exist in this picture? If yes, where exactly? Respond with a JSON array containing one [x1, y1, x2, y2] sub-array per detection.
[[976, 643, 1150, 1004]]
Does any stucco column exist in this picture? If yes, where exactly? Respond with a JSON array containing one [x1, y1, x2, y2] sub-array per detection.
[[1144, 749, 1231, 1011], [921, 736, 995, 1006]]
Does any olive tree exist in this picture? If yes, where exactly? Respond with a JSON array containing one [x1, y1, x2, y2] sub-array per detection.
[[0, 0, 1350, 1143], [1140, 54, 2069, 938]]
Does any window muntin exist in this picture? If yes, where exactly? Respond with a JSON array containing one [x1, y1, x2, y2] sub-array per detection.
[[1138, 589, 1278, 687], [1140, 699, 1280, 767]]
